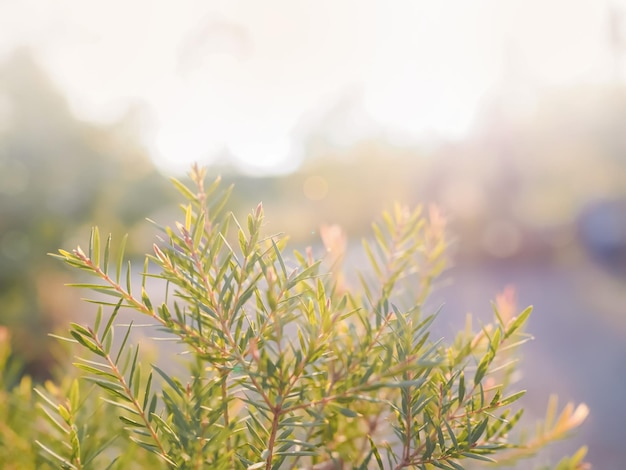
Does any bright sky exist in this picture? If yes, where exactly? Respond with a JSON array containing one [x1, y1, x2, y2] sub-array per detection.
[[1, 0, 623, 174]]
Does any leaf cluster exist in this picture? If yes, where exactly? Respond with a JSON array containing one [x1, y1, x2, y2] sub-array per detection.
[[39, 164, 589, 469]]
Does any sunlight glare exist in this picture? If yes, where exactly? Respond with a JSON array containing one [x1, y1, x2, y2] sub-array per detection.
[[1, 0, 624, 174]]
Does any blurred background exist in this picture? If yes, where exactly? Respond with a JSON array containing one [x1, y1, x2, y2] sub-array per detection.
[[2, 0, 626, 467]]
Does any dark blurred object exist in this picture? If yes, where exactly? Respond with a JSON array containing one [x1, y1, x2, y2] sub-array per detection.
[[578, 197, 626, 275]]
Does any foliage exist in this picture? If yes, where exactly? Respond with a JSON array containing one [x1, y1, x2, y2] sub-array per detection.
[[29, 164, 589, 469], [0, 326, 161, 469]]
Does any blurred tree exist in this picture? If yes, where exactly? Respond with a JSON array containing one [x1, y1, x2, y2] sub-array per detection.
[[0, 49, 173, 380]]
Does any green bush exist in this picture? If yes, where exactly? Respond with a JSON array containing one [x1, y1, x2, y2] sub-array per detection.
[[2, 165, 588, 469]]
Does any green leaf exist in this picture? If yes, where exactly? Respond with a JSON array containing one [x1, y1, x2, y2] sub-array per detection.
[[101, 398, 140, 415], [286, 261, 321, 290], [458, 371, 465, 404], [444, 418, 458, 449], [103, 233, 112, 275], [246, 421, 266, 448], [70, 322, 93, 338], [474, 347, 495, 386], [192, 210, 205, 249], [153, 364, 184, 397], [36, 440, 77, 469], [114, 322, 134, 365], [141, 287, 153, 311], [368, 435, 384, 469], [489, 388, 502, 408], [90, 227, 100, 266], [424, 436, 435, 460], [93, 306, 104, 335], [171, 177, 196, 201], [128, 436, 178, 466], [149, 413, 179, 440], [500, 408, 524, 436], [209, 184, 233, 220], [142, 372, 153, 410], [437, 422, 446, 451], [84, 377, 130, 402], [505, 306, 533, 339], [68, 379, 80, 411], [81, 434, 120, 467], [499, 390, 526, 407], [39, 403, 68, 434], [126, 259, 132, 295], [336, 406, 359, 418], [184, 203, 193, 231], [272, 239, 288, 279], [469, 418, 489, 445], [116, 234, 128, 283], [460, 452, 496, 462], [446, 460, 465, 470], [119, 415, 144, 427], [490, 327, 501, 351], [233, 279, 259, 314], [362, 239, 383, 280], [73, 363, 117, 380], [129, 346, 141, 397], [70, 331, 105, 357], [101, 299, 122, 341], [34, 388, 59, 410]]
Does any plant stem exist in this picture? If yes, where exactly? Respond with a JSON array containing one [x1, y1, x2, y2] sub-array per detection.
[[90, 331, 170, 463], [221, 373, 235, 468], [265, 406, 282, 470]]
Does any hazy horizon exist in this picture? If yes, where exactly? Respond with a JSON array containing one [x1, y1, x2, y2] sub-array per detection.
[[2, 0, 625, 176]]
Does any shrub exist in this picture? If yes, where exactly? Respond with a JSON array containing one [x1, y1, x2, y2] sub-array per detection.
[[34, 164, 588, 469]]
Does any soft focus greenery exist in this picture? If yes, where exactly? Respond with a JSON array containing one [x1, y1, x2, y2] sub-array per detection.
[[3, 51, 626, 383], [0, 166, 589, 469], [0, 50, 173, 379]]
